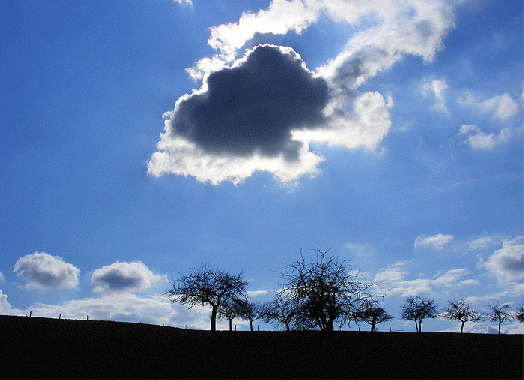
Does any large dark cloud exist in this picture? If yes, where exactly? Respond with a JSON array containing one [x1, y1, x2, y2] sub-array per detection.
[[169, 44, 329, 160]]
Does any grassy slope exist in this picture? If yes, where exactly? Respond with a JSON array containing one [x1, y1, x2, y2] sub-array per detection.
[[1, 315, 522, 379]]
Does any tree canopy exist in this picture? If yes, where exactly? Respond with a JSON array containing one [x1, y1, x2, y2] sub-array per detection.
[[400, 296, 438, 332], [165, 264, 248, 331], [280, 249, 372, 331]]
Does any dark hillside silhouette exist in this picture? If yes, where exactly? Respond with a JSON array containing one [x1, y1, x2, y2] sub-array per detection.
[[1, 315, 522, 379]]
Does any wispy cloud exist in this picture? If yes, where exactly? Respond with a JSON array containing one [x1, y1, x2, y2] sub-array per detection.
[[458, 92, 519, 122], [373, 262, 475, 297], [414, 233, 454, 250], [420, 78, 449, 116], [457, 124, 515, 150]]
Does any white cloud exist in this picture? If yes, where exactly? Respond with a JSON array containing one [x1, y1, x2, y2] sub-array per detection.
[[13, 252, 80, 290], [25, 293, 236, 330], [0, 290, 25, 316], [373, 262, 474, 297], [23, 293, 213, 329], [465, 233, 505, 251], [414, 233, 454, 250], [293, 91, 392, 151], [373, 261, 408, 283], [0, 271, 5, 282], [91, 261, 166, 294], [458, 92, 519, 122], [420, 79, 449, 115], [247, 290, 269, 298], [148, 132, 324, 185], [173, 0, 192, 5], [344, 241, 374, 258], [457, 124, 514, 150], [206, 0, 318, 66], [433, 268, 470, 287], [481, 237, 524, 283]]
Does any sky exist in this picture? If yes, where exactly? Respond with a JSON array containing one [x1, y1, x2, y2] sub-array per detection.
[[0, 0, 522, 333]]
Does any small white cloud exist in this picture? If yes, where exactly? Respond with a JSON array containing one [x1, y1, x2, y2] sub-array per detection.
[[414, 233, 454, 250], [458, 92, 519, 122], [420, 79, 449, 115], [14, 252, 80, 290], [457, 124, 514, 150], [481, 237, 524, 282], [247, 290, 269, 298], [344, 242, 373, 257], [433, 268, 469, 287], [91, 261, 165, 294], [373, 262, 408, 283], [465, 233, 504, 251], [0, 271, 5, 282], [173, 0, 192, 5]]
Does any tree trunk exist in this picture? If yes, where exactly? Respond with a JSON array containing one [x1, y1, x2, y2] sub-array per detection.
[[460, 321, 465, 333], [371, 316, 376, 332], [284, 321, 290, 331], [418, 320, 422, 332], [498, 321, 501, 334], [325, 319, 334, 332], [249, 320, 254, 332], [210, 305, 218, 331], [229, 317, 233, 331], [415, 320, 419, 333]]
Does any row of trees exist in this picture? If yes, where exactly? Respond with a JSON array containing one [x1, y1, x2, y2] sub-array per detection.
[[400, 296, 522, 334], [165, 250, 523, 333]]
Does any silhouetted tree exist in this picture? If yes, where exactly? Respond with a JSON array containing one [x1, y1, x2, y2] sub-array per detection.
[[262, 290, 304, 331], [353, 299, 393, 331], [281, 249, 372, 331], [165, 264, 248, 331], [515, 306, 524, 323], [236, 300, 264, 331], [218, 297, 240, 331], [443, 299, 483, 333], [400, 296, 438, 332], [487, 302, 512, 334]]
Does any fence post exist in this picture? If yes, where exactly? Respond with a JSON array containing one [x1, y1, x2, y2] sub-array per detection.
[[59, 314, 61, 320], [87, 315, 89, 321]]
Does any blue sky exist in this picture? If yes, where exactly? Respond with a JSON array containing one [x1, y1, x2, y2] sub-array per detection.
[[1, 0, 522, 333]]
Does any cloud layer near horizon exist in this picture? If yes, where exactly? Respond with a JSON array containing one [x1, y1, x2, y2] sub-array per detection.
[[148, 0, 458, 184]]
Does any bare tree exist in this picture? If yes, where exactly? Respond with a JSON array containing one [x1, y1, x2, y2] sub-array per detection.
[[280, 249, 372, 332], [353, 299, 393, 331], [487, 302, 512, 334], [165, 264, 248, 331], [443, 299, 483, 333], [235, 300, 264, 331], [218, 297, 240, 331], [262, 290, 304, 331], [515, 306, 524, 323], [400, 296, 438, 332]]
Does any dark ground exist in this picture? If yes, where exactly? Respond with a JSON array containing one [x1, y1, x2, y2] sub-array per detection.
[[1, 314, 522, 379]]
